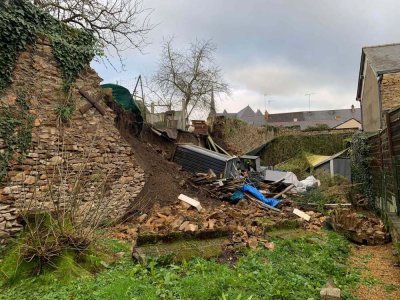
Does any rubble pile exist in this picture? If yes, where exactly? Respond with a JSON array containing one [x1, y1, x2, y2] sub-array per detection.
[[115, 199, 326, 250], [330, 209, 390, 245]]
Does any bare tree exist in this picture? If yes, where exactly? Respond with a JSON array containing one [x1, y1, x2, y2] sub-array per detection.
[[144, 76, 180, 111], [154, 38, 229, 121], [31, 0, 153, 59]]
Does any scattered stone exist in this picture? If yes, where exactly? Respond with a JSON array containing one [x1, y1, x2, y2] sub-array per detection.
[[247, 236, 258, 249], [115, 252, 125, 258], [263, 241, 276, 250], [179, 221, 190, 231], [137, 213, 148, 223], [320, 287, 341, 300]]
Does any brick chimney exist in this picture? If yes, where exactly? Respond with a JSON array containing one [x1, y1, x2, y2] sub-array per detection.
[[351, 104, 355, 113], [264, 110, 269, 121]]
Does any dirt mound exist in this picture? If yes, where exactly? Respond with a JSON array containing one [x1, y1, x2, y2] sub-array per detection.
[[113, 118, 216, 222]]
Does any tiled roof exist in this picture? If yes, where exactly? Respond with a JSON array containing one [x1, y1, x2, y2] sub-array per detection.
[[267, 108, 361, 130], [363, 43, 400, 75]]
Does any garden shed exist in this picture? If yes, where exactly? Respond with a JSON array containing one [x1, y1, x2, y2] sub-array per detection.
[[309, 149, 351, 180]]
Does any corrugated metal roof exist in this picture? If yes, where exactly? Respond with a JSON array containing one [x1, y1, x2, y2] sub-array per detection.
[[306, 154, 331, 167], [312, 149, 349, 168], [177, 144, 230, 160]]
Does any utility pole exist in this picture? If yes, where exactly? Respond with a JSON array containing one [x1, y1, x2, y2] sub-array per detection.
[[305, 92, 315, 112]]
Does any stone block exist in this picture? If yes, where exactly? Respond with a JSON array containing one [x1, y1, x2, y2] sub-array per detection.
[[320, 287, 341, 300]]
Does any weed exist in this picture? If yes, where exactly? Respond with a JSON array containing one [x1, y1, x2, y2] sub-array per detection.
[[362, 276, 381, 287], [384, 284, 399, 292], [55, 103, 74, 123]]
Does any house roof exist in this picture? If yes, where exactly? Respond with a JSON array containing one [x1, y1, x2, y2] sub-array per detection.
[[356, 43, 400, 100], [267, 108, 361, 130], [236, 105, 255, 118], [333, 118, 361, 129], [363, 43, 400, 75], [217, 105, 266, 126]]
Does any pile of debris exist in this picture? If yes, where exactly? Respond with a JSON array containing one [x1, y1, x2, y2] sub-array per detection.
[[188, 171, 297, 211], [115, 195, 326, 252], [330, 209, 390, 245]]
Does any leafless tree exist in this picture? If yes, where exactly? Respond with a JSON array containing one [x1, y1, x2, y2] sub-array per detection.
[[154, 38, 229, 121], [144, 77, 180, 111], [31, 0, 153, 60]]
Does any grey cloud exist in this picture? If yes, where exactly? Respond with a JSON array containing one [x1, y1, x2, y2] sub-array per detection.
[[93, 0, 400, 114]]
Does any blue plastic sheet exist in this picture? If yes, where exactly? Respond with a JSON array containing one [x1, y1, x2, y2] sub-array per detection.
[[242, 184, 281, 207], [230, 190, 245, 204]]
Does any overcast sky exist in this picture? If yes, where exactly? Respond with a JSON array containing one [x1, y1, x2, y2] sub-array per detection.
[[92, 0, 400, 117]]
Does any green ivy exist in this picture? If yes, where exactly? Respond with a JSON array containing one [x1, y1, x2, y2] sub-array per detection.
[[0, 93, 34, 185], [0, 0, 101, 93], [349, 132, 374, 206]]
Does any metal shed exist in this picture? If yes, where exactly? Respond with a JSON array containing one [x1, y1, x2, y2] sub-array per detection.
[[311, 149, 351, 180], [173, 144, 237, 178]]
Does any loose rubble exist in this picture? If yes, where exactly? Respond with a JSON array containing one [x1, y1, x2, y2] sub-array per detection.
[[330, 209, 390, 245], [114, 197, 327, 253]]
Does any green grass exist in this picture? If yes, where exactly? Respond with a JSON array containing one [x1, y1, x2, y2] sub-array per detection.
[[0, 231, 360, 300]]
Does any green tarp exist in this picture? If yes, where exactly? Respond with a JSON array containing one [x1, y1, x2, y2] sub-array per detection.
[[101, 83, 142, 116]]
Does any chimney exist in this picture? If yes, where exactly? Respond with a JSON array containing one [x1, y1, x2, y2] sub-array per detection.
[[264, 110, 269, 121], [351, 104, 355, 113]]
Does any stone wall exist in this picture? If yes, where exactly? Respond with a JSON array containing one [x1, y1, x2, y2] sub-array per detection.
[[211, 117, 276, 155], [210, 116, 357, 155], [381, 72, 400, 113], [0, 38, 145, 245]]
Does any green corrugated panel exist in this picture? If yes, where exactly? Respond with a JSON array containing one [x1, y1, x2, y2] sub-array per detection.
[[101, 83, 142, 116]]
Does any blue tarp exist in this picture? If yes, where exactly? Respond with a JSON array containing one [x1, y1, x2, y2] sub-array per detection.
[[230, 190, 245, 204], [242, 184, 281, 207]]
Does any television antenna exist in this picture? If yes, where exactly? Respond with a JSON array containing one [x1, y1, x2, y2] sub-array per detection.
[[305, 92, 316, 112]]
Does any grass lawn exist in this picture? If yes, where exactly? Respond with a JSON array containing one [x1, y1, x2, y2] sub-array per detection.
[[0, 231, 360, 300]]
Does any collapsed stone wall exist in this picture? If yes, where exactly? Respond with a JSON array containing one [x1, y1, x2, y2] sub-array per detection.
[[0, 38, 145, 244]]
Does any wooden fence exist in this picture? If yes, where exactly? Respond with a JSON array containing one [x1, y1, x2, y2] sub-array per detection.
[[368, 108, 400, 215]]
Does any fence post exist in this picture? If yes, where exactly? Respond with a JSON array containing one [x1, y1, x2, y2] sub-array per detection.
[[378, 132, 385, 211], [385, 112, 400, 215]]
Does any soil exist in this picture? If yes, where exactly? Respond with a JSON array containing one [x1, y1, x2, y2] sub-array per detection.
[[114, 117, 217, 221], [350, 243, 400, 299]]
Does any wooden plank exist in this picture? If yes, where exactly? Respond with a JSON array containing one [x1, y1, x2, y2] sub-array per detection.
[[78, 88, 105, 115], [244, 193, 281, 212], [293, 208, 311, 221], [178, 194, 203, 212], [272, 184, 294, 199]]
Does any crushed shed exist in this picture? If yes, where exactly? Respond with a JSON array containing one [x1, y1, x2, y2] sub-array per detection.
[[173, 144, 237, 178]]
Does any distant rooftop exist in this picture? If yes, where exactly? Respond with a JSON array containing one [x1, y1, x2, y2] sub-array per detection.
[[217, 105, 266, 126], [267, 107, 361, 130]]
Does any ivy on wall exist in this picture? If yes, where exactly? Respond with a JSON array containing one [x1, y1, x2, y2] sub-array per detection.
[[349, 132, 374, 206], [0, 0, 102, 184], [0, 0, 101, 93], [260, 133, 352, 166], [0, 93, 34, 184]]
